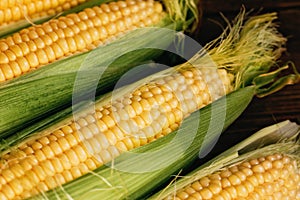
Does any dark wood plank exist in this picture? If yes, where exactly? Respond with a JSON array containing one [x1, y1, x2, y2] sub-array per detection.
[[201, 0, 300, 14], [193, 1, 300, 163]]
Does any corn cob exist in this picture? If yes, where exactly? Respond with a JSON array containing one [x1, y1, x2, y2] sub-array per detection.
[[151, 120, 300, 200], [0, 0, 89, 26], [0, 10, 295, 200], [164, 153, 300, 200], [0, 0, 165, 82], [0, 63, 232, 199]]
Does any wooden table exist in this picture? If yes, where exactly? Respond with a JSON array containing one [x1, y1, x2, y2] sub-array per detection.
[[195, 0, 300, 160]]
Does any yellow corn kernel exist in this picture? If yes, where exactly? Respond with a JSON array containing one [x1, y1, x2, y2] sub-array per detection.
[[164, 153, 300, 200]]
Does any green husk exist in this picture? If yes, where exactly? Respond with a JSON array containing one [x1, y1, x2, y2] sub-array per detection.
[[0, 0, 199, 139], [150, 120, 300, 199]]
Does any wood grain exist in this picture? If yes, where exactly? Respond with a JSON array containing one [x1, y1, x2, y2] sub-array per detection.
[[194, 1, 300, 162]]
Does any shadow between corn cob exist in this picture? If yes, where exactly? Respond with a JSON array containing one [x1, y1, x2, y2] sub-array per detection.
[[0, 8, 299, 200]]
